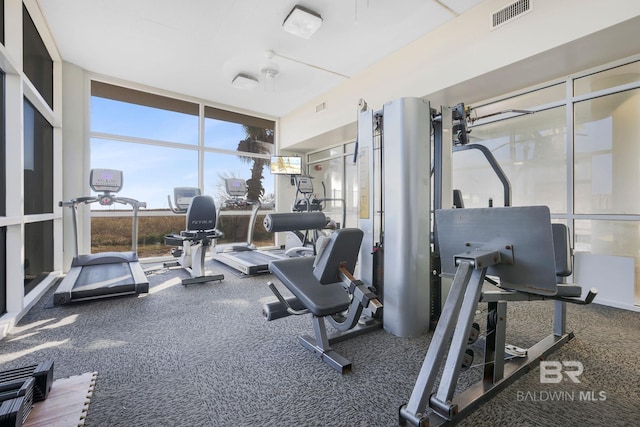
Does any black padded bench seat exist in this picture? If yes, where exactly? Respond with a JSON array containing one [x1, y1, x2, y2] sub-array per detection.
[[264, 227, 382, 373], [268, 257, 351, 317]]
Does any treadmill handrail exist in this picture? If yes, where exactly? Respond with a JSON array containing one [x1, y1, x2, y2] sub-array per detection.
[[167, 194, 187, 214], [244, 200, 262, 246], [60, 194, 146, 257]]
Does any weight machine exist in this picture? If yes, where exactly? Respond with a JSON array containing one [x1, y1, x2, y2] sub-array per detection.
[[356, 98, 596, 424]]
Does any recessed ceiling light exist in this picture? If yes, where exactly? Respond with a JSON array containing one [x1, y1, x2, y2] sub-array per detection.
[[282, 5, 322, 39], [231, 73, 259, 90]]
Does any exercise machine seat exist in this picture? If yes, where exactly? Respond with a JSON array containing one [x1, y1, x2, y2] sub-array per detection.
[[184, 195, 218, 236], [269, 257, 350, 317], [268, 228, 364, 317]]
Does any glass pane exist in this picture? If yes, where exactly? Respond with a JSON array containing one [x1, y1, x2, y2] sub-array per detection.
[[308, 146, 343, 163], [574, 89, 640, 214], [204, 106, 274, 154], [24, 99, 53, 215], [203, 152, 275, 247], [205, 120, 274, 155], [22, 5, 53, 108], [345, 142, 356, 155], [574, 219, 640, 305], [308, 158, 345, 227], [91, 96, 199, 144], [455, 107, 567, 212], [344, 157, 358, 228], [472, 83, 565, 121], [0, 227, 5, 314], [0, 71, 4, 216], [24, 220, 53, 294], [1, 0, 4, 46], [91, 214, 186, 257], [90, 138, 198, 210], [574, 60, 640, 96]]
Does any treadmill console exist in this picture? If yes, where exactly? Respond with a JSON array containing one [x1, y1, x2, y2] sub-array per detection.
[[90, 169, 123, 193], [296, 176, 314, 194], [225, 178, 247, 197], [173, 187, 201, 211]]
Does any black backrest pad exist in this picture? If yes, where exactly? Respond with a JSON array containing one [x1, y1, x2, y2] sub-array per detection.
[[551, 223, 572, 277], [186, 195, 217, 231], [313, 228, 363, 284]]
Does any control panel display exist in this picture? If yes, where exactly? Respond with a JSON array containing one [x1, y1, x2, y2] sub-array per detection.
[[90, 169, 123, 193], [174, 187, 201, 210], [296, 177, 314, 194], [225, 178, 247, 197]]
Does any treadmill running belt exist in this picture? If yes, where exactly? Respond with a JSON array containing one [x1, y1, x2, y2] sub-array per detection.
[[231, 250, 280, 265], [73, 263, 136, 298]]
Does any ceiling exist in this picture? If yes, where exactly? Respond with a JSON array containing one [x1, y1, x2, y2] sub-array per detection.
[[38, 0, 485, 118]]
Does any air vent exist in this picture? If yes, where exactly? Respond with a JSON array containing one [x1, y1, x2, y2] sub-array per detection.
[[491, 0, 532, 30]]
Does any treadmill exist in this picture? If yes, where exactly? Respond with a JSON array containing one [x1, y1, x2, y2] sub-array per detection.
[[213, 178, 284, 275], [53, 169, 149, 306]]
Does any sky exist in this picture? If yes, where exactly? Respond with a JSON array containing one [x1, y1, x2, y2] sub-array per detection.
[[89, 97, 275, 210]]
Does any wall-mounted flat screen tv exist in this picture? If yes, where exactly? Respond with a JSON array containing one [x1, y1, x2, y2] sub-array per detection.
[[270, 156, 302, 175]]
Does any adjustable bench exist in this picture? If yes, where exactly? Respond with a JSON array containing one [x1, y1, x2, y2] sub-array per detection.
[[264, 228, 382, 373], [400, 206, 598, 426]]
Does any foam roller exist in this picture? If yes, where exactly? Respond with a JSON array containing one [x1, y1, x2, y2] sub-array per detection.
[[263, 212, 327, 232]]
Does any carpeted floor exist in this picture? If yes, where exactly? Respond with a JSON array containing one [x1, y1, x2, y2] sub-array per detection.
[[1, 258, 639, 426]]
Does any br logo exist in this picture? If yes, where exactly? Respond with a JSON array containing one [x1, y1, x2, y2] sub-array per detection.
[[540, 361, 584, 383]]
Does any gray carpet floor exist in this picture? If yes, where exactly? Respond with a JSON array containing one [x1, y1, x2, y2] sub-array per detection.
[[1, 258, 639, 426]]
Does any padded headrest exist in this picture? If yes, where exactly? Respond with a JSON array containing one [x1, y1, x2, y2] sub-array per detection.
[[185, 195, 217, 231], [313, 228, 363, 285]]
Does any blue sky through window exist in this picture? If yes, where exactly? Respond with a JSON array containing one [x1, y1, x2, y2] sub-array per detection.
[[90, 96, 274, 210]]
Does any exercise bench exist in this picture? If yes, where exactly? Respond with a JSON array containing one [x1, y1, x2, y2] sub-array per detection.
[[264, 228, 382, 373]]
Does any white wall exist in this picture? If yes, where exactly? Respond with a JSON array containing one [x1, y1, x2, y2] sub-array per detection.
[[574, 253, 638, 311], [61, 62, 90, 269], [279, 0, 640, 151]]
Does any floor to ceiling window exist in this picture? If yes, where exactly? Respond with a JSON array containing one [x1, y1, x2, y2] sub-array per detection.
[[22, 5, 55, 294], [453, 59, 640, 308], [90, 81, 277, 256]]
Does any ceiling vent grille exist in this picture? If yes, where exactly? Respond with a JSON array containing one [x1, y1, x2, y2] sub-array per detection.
[[491, 0, 532, 30]]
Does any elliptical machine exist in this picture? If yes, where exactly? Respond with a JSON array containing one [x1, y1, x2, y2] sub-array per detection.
[[164, 187, 224, 286], [281, 176, 345, 257]]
